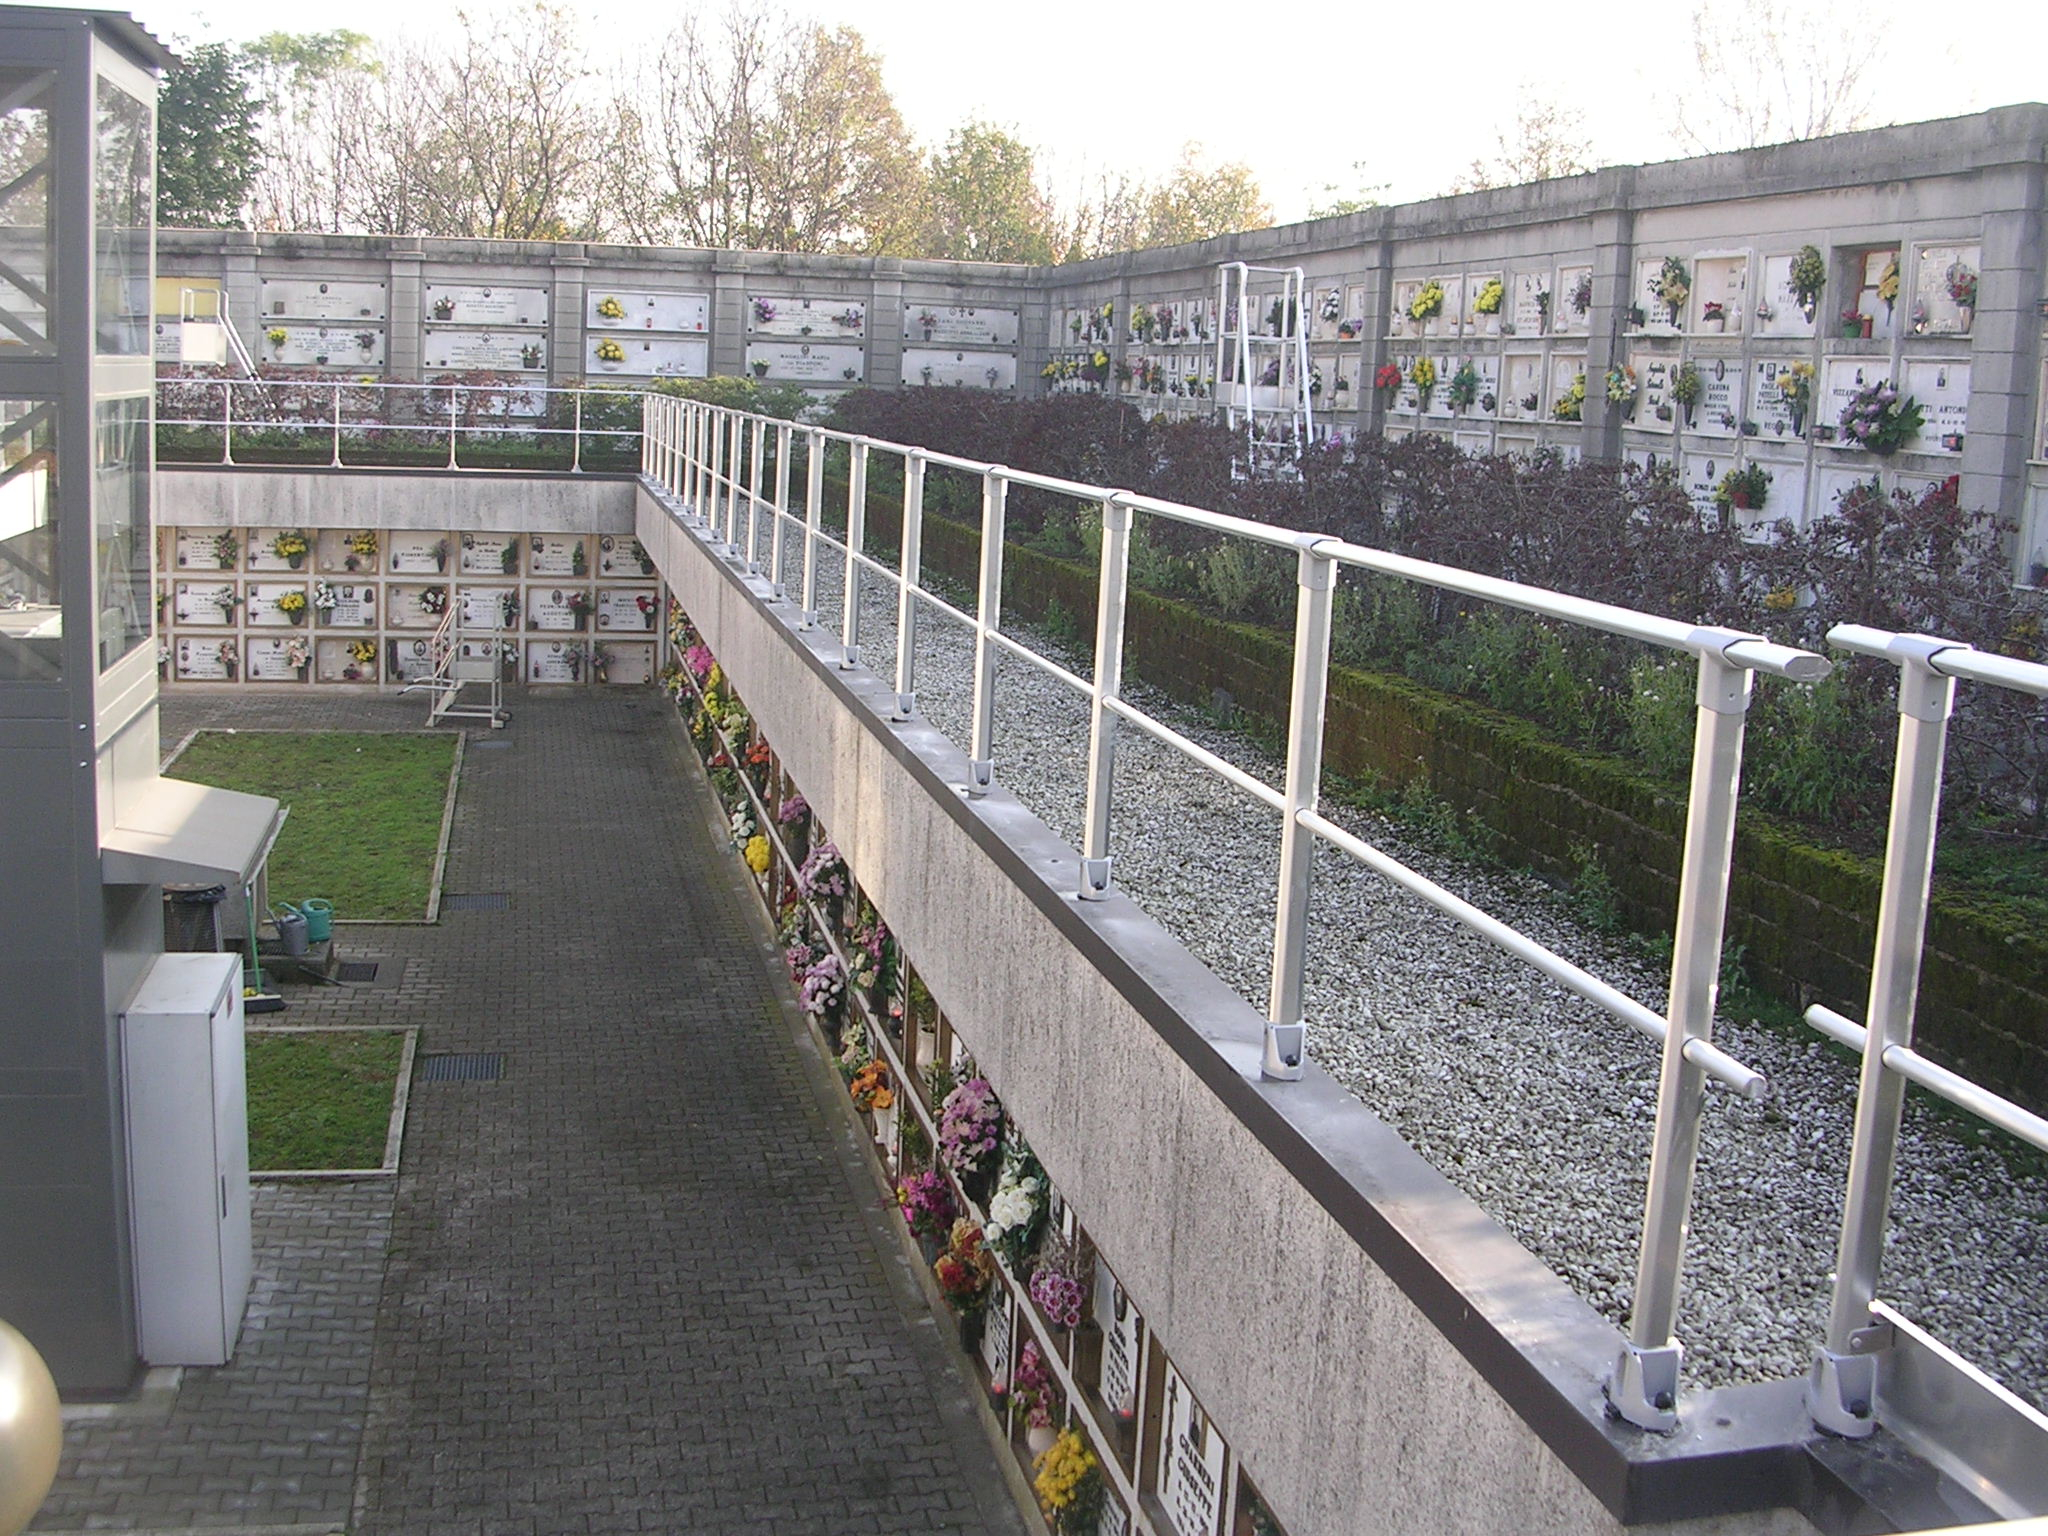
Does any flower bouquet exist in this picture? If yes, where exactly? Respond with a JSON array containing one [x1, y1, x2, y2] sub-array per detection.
[[1837, 379, 1924, 456], [938, 1076, 1003, 1201]]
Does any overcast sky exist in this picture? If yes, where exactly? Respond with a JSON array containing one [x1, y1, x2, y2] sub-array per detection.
[[85, 0, 2048, 222]]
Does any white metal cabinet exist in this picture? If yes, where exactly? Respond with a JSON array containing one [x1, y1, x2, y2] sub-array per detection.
[[121, 952, 252, 1365]]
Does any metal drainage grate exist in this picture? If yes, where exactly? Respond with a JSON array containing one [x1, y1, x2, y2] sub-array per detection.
[[469, 739, 512, 750], [441, 892, 510, 911], [418, 1052, 504, 1083], [336, 960, 379, 983]]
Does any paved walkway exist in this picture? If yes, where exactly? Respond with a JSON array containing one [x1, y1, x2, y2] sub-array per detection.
[[34, 687, 1024, 1536]]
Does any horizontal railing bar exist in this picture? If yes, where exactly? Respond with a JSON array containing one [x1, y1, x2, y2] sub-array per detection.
[[1804, 1005, 2048, 1153], [1101, 696, 1289, 812], [985, 626, 1093, 696], [1301, 808, 1767, 1099], [1829, 624, 2048, 699]]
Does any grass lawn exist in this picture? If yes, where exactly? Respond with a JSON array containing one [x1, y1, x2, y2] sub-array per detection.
[[169, 731, 457, 920], [244, 1030, 406, 1171]]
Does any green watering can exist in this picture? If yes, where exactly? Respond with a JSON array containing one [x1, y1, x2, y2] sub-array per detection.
[[281, 898, 333, 943]]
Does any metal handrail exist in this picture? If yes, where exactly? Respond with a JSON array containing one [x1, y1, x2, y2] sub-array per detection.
[[155, 378, 639, 470], [649, 396, 1837, 1429], [1804, 625, 2048, 1440]]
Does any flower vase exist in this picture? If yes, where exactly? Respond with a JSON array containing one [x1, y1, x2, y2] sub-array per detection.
[[1027, 1424, 1058, 1457], [1957, 305, 1974, 332], [958, 1308, 985, 1354], [287, 611, 303, 626], [1701, 315, 1724, 334], [1788, 406, 1805, 438], [918, 1232, 943, 1266], [287, 554, 303, 569]]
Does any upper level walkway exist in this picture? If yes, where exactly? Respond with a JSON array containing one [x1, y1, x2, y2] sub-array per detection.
[[31, 687, 1027, 1536]]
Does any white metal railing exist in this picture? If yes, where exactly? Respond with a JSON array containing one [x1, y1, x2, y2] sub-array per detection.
[[1802, 625, 2048, 1441], [643, 396, 1851, 1433], [155, 378, 639, 472]]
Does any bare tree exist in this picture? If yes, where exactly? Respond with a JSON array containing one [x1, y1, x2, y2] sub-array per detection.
[[1452, 91, 1592, 193], [1670, 0, 1884, 152], [1053, 144, 1272, 261]]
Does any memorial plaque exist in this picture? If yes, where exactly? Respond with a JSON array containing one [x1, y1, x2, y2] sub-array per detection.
[[389, 531, 452, 575], [1822, 358, 1884, 441], [1549, 353, 1587, 414], [246, 582, 308, 628], [1690, 255, 1747, 334], [1454, 430, 1492, 455], [1498, 433, 1538, 458], [1910, 243, 1979, 336], [526, 640, 586, 683], [311, 581, 376, 629], [1502, 353, 1542, 420], [316, 637, 379, 683], [1632, 350, 1676, 429], [978, 1291, 1013, 1387], [1390, 280, 1420, 336], [745, 341, 865, 384], [1633, 257, 1675, 329], [1756, 254, 1816, 338], [1338, 285, 1368, 341], [246, 635, 310, 682], [595, 587, 658, 632], [173, 582, 239, 627], [1684, 451, 1730, 522], [1428, 276, 1461, 339], [1556, 263, 1593, 335], [1510, 272, 1547, 336], [388, 584, 450, 629], [748, 295, 866, 339], [586, 289, 709, 332], [592, 641, 655, 685], [597, 535, 655, 580], [1736, 460, 1808, 533], [458, 585, 515, 630], [903, 349, 1016, 390], [174, 637, 235, 681], [422, 329, 535, 371], [1310, 286, 1344, 342], [903, 304, 1019, 346], [1467, 273, 1503, 338], [172, 529, 238, 572], [1393, 355, 1421, 414], [525, 585, 589, 632], [317, 528, 382, 575], [1750, 359, 1805, 439], [1695, 355, 1743, 438], [248, 532, 312, 573], [256, 323, 383, 368], [1158, 1363, 1227, 1536], [1332, 352, 1362, 405], [261, 278, 388, 321], [1094, 1490, 1132, 1536], [2022, 484, 2048, 586], [461, 532, 525, 577], [1817, 465, 1877, 520], [1095, 1264, 1142, 1421], [529, 534, 587, 579], [389, 636, 438, 683], [423, 283, 548, 326], [1903, 358, 1969, 453], [587, 335, 709, 378]]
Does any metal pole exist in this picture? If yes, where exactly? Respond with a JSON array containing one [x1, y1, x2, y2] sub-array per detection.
[[1264, 549, 1336, 1080], [682, 403, 698, 517], [1079, 494, 1132, 898], [707, 409, 725, 545], [968, 472, 1008, 794], [894, 451, 925, 718], [726, 412, 745, 553], [447, 385, 459, 471], [802, 428, 823, 629], [1808, 639, 1955, 1437], [841, 439, 868, 667], [771, 421, 791, 598], [330, 382, 342, 468], [571, 389, 584, 474], [747, 416, 766, 573], [1610, 649, 1753, 1433], [222, 378, 233, 465]]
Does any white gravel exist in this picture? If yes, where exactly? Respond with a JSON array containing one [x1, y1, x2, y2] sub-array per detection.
[[775, 532, 2046, 1409]]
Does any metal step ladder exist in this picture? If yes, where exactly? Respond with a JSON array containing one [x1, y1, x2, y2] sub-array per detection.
[[400, 608, 509, 728], [1214, 260, 1313, 475]]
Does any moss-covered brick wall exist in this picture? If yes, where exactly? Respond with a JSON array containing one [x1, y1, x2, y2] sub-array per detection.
[[849, 491, 2048, 1108]]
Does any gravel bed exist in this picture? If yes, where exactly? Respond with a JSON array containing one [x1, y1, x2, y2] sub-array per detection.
[[774, 533, 2046, 1410]]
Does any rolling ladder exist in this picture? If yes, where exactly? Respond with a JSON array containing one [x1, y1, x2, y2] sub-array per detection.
[[1214, 261, 1313, 475], [402, 607, 509, 728]]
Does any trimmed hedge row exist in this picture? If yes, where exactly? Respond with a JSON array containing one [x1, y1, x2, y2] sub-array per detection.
[[844, 486, 2048, 1107]]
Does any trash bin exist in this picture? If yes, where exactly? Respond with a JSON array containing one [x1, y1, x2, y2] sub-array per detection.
[[163, 884, 227, 953]]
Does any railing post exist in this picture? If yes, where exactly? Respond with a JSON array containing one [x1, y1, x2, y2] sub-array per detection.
[[747, 416, 766, 573], [1264, 546, 1336, 1080], [680, 403, 695, 516], [447, 384, 459, 471], [642, 394, 655, 479], [770, 422, 792, 598], [894, 450, 925, 718], [841, 439, 868, 666], [1808, 639, 1956, 1437], [726, 412, 745, 553], [330, 382, 342, 469], [1079, 494, 1133, 898], [688, 404, 704, 521], [570, 388, 584, 474], [802, 428, 823, 629], [967, 472, 1007, 794], [1610, 644, 1753, 1433], [707, 409, 725, 542], [221, 378, 233, 466]]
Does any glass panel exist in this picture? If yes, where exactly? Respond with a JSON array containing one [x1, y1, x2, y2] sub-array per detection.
[[94, 74, 151, 356], [0, 398, 60, 681], [0, 67, 56, 355], [94, 396, 148, 670]]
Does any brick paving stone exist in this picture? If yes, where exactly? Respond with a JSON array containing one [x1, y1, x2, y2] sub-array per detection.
[[34, 686, 1026, 1535]]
